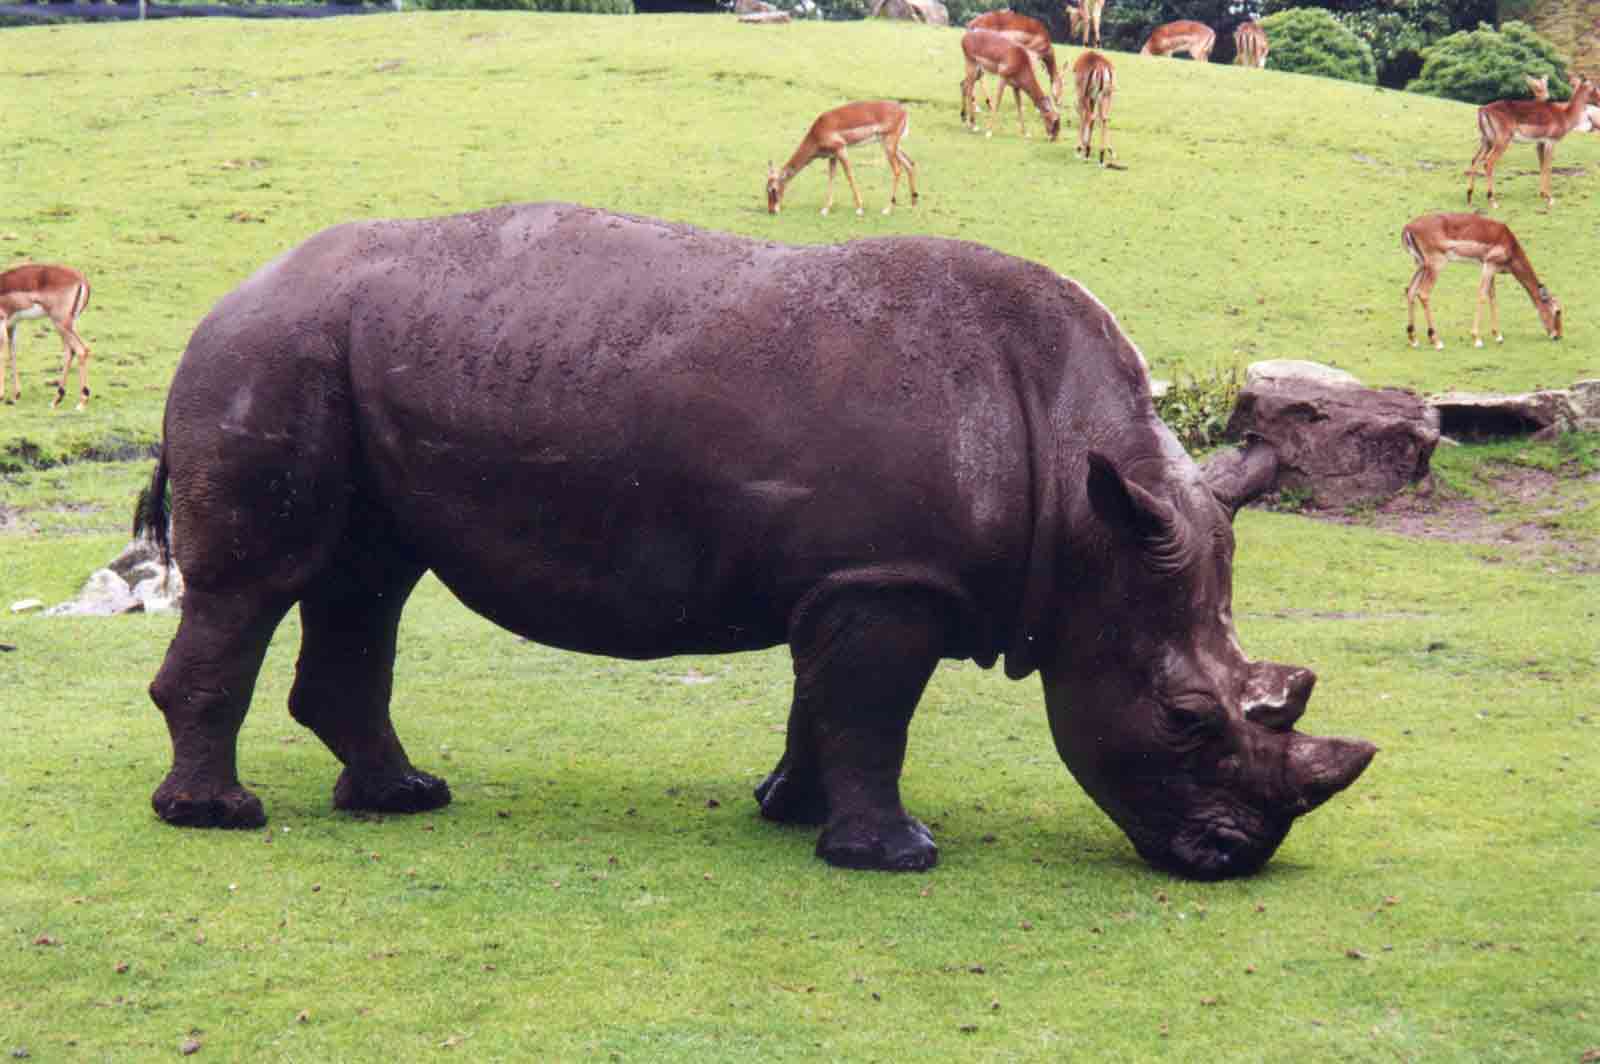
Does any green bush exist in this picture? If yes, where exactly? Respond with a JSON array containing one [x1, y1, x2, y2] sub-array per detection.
[[1154, 364, 1243, 454], [1406, 21, 1568, 104], [419, 0, 632, 11], [1258, 7, 1376, 85], [1332, 0, 1451, 88]]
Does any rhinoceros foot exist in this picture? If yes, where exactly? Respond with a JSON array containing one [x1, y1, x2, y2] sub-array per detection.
[[152, 782, 267, 829], [333, 769, 452, 814], [754, 766, 830, 826], [817, 814, 938, 872]]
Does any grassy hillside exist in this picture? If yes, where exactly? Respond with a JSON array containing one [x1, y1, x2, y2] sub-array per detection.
[[1, 14, 1597, 1062]]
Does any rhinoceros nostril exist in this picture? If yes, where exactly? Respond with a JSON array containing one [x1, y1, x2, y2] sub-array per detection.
[[1209, 824, 1251, 866]]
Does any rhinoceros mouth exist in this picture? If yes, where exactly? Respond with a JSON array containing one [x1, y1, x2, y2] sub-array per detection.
[[1133, 811, 1288, 881]]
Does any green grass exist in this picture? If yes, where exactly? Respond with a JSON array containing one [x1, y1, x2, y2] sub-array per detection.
[[2, 14, 1598, 1061]]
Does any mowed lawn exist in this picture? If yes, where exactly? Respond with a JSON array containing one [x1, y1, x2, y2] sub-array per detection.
[[1, 12, 1598, 1061]]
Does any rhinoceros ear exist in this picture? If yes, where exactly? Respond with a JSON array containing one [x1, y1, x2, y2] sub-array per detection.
[[1087, 451, 1185, 564], [1201, 433, 1279, 518]]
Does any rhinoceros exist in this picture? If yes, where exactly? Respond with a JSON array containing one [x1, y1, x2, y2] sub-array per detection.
[[135, 203, 1374, 878]]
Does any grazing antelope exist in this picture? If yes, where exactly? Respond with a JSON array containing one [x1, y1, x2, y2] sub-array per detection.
[[1140, 20, 1215, 62], [1401, 213, 1561, 350], [1233, 21, 1268, 68], [1464, 75, 1598, 207], [960, 28, 1062, 141], [766, 100, 919, 217], [1065, 0, 1104, 48], [967, 10, 1064, 109], [1073, 50, 1116, 165], [1, 263, 93, 411]]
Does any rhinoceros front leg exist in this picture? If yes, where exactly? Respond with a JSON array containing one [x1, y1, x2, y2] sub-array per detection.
[[288, 556, 450, 815], [759, 587, 947, 871], [150, 588, 290, 828]]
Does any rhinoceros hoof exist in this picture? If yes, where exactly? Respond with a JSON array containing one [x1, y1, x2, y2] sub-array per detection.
[[333, 769, 452, 814], [754, 768, 829, 826], [817, 815, 938, 872], [152, 784, 267, 829]]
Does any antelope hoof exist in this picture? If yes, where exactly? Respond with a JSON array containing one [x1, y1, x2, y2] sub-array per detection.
[[881, 205, 893, 216], [1494, 334, 1504, 345], [819, 207, 830, 216], [1474, 337, 1484, 348], [1434, 340, 1445, 351], [1408, 338, 1418, 349]]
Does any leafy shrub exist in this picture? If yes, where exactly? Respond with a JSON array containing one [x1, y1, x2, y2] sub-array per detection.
[[420, 0, 633, 11], [1406, 21, 1568, 105], [1154, 364, 1243, 454], [1258, 7, 1376, 85], [1332, 0, 1451, 88]]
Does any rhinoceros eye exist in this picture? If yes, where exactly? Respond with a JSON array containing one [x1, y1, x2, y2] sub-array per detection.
[[1164, 698, 1225, 746]]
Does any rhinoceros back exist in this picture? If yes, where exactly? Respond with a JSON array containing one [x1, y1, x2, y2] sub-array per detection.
[[165, 203, 1157, 667]]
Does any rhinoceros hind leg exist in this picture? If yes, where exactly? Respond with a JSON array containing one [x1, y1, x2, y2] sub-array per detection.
[[285, 527, 441, 816], [153, 785, 268, 829], [334, 768, 452, 814], [817, 812, 938, 871], [754, 757, 829, 825], [150, 587, 291, 829], [783, 585, 949, 872]]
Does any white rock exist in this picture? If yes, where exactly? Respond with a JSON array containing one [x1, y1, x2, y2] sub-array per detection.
[[1245, 360, 1362, 388]]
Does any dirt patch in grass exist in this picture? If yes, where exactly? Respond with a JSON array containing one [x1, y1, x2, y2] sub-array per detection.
[[1312, 464, 1600, 572]]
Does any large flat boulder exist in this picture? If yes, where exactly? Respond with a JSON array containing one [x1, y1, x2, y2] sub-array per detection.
[[1428, 381, 1600, 440], [1226, 362, 1439, 510]]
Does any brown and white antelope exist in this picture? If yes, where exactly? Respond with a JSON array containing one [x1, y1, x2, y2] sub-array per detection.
[[1233, 21, 1268, 68], [1140, 20, 1216, 62], [1401, 213, 1561, 350], [1073, 50, 1116, 165], [967, 10, 1064, 109], [766, 100, 919, 217], [1065, 0, 1104, 48], [960, 28, 1062, 141], [1464, 75, 1598, 207], [1, 263, 93, 411]]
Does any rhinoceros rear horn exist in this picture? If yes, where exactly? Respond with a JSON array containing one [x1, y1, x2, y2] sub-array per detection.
[[1201, 433, 1279, 517], [1285, 733, 1377, 815]]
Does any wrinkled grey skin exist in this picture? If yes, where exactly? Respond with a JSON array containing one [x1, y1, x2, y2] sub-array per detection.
[[136, 203, 1374, 878]]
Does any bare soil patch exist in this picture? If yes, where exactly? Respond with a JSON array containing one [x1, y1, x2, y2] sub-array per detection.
[[1312, 464, 1600, 572]]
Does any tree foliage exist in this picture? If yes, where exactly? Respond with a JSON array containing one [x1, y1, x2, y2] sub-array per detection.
[[1405, 21, 1569, 104], [1259, 7, 1376, 85], [420, 0, 632, 9], [1261, 0, 1494, 88]]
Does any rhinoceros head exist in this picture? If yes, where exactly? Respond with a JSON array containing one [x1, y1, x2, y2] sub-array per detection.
[[1042, 436, 1376, 879]]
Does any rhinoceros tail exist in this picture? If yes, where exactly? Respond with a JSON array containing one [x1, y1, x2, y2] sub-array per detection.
[[133, 446, 172, 568]]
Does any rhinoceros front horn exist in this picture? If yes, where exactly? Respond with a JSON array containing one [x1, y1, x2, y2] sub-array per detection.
[[1202, 433, 1279, 516], [1285, 733, 1378, 814]]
